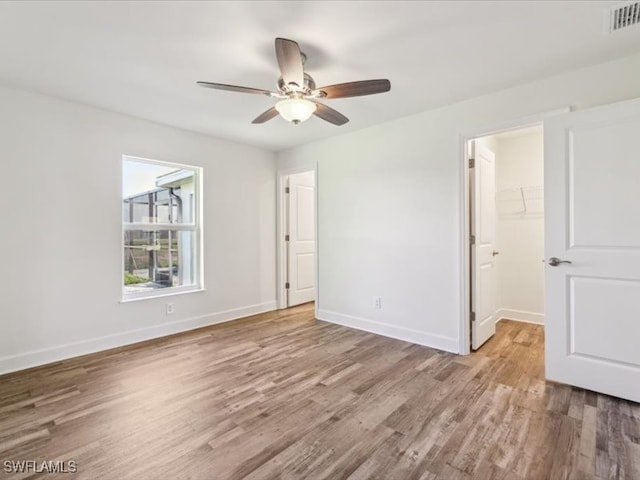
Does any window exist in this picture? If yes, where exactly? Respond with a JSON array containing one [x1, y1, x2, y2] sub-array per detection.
[[122, 156, 202, 300]]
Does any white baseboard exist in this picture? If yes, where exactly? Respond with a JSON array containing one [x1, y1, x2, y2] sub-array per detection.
[[496, 308, 544, 325], [0, 301, 277, 375], [317, 309, 459, 354]]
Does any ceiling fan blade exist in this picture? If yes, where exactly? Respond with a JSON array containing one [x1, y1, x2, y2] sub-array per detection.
[[316, 79, 391, 99], [275, 38, 304, 90], [197, 81, 276, 96], [251, 106, 279, 124], [313, 102, 349, 126]]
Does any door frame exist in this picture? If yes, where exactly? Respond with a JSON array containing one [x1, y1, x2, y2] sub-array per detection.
[[276, 164, 319, 312], [458, 108, 569, 355]]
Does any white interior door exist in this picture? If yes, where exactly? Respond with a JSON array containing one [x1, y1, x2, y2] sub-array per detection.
[[287, 171, 315, 307], [545, 97, 640, 403], [471, 142, 498, 350]]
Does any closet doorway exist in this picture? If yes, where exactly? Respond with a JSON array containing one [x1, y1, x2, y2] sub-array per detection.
[[468, 125, 544, 350]]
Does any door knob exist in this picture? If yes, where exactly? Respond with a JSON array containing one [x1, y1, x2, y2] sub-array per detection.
[[548, 257, 572, 266], [492, 251, 500, 256]]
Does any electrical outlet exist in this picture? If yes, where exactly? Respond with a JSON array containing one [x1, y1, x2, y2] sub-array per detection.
[[166, 303, 175, 315], [373, 296, 382, 309]]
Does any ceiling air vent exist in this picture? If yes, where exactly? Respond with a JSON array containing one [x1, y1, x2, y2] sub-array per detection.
[[606, 1, 640, 32]]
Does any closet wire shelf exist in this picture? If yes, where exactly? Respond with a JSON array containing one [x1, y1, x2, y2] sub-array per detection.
[[496, 186, 544, 216]]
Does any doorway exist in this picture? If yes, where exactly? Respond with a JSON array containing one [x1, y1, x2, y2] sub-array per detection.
[[460, 99, 640, 401], [277, 167, 317, 309], [467, 125, 545, 350]]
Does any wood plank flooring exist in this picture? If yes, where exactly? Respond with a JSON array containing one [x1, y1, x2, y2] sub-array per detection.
[[0, 304, 638, 479]]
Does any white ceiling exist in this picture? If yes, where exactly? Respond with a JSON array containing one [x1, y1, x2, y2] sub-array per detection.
[[1, 1, 639, 152]]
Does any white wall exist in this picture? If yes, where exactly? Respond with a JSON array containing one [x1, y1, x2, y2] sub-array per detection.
[[0, 84, 276, 374], [277, 52, 640, 353], [494, 130, 545, 324]]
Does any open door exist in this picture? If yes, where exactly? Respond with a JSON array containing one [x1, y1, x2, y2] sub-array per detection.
[[286, 171, 315, 307], [545, 97, 640, 403], [471, 142, 498, 350]]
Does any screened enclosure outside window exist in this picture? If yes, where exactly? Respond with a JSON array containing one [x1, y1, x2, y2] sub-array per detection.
[[122, 156, 202, 300]]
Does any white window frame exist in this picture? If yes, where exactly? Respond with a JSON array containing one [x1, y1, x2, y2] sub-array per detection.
[[121, 155, 204, 302]]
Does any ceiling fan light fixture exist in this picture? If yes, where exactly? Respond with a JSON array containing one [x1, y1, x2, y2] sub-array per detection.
[[275, 98, 316, 124]]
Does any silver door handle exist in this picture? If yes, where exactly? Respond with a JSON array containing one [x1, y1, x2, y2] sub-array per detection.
[[492, 251, 500, 256], [548, 257, 572, 266]]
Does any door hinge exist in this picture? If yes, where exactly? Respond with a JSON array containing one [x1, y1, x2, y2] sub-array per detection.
[[285, 187, 290, 194], [469, 157, 475, 169], [470, 235, 475, 245], [285, 234, 290, 241], [470, 312, 476, 322], [285, 282, 290, 289]]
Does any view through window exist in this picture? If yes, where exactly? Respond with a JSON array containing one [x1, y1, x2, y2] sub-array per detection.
[[122, 157, 201, 299]]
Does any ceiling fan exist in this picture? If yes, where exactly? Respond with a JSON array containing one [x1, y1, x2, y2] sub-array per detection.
[[197, 38, 391, 126]]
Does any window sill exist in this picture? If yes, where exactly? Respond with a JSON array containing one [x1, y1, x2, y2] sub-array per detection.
[[120, 287, 206, 303]]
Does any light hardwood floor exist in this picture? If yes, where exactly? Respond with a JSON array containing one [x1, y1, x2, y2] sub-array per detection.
[[0, 303, 638, 479]]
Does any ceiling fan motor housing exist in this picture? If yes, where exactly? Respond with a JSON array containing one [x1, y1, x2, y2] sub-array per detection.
[[278, 73, 317, 95]]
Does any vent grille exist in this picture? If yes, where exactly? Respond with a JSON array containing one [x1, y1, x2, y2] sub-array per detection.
[[608, 1, 640, 32]]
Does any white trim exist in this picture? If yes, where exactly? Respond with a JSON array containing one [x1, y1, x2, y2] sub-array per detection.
[[458, 107, 570, 355], [460, 107, 571, 140], [496, 308, 545, 325], [276, 165, 319, 313], [119, 287, 206, 303], [317, 309, 459, 354], [314, 166, 319, 320], [123, 223, 196, 232], [122, 154, 198, 171], [458, 135, 473, 355], [0, 301, 276, 376]]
